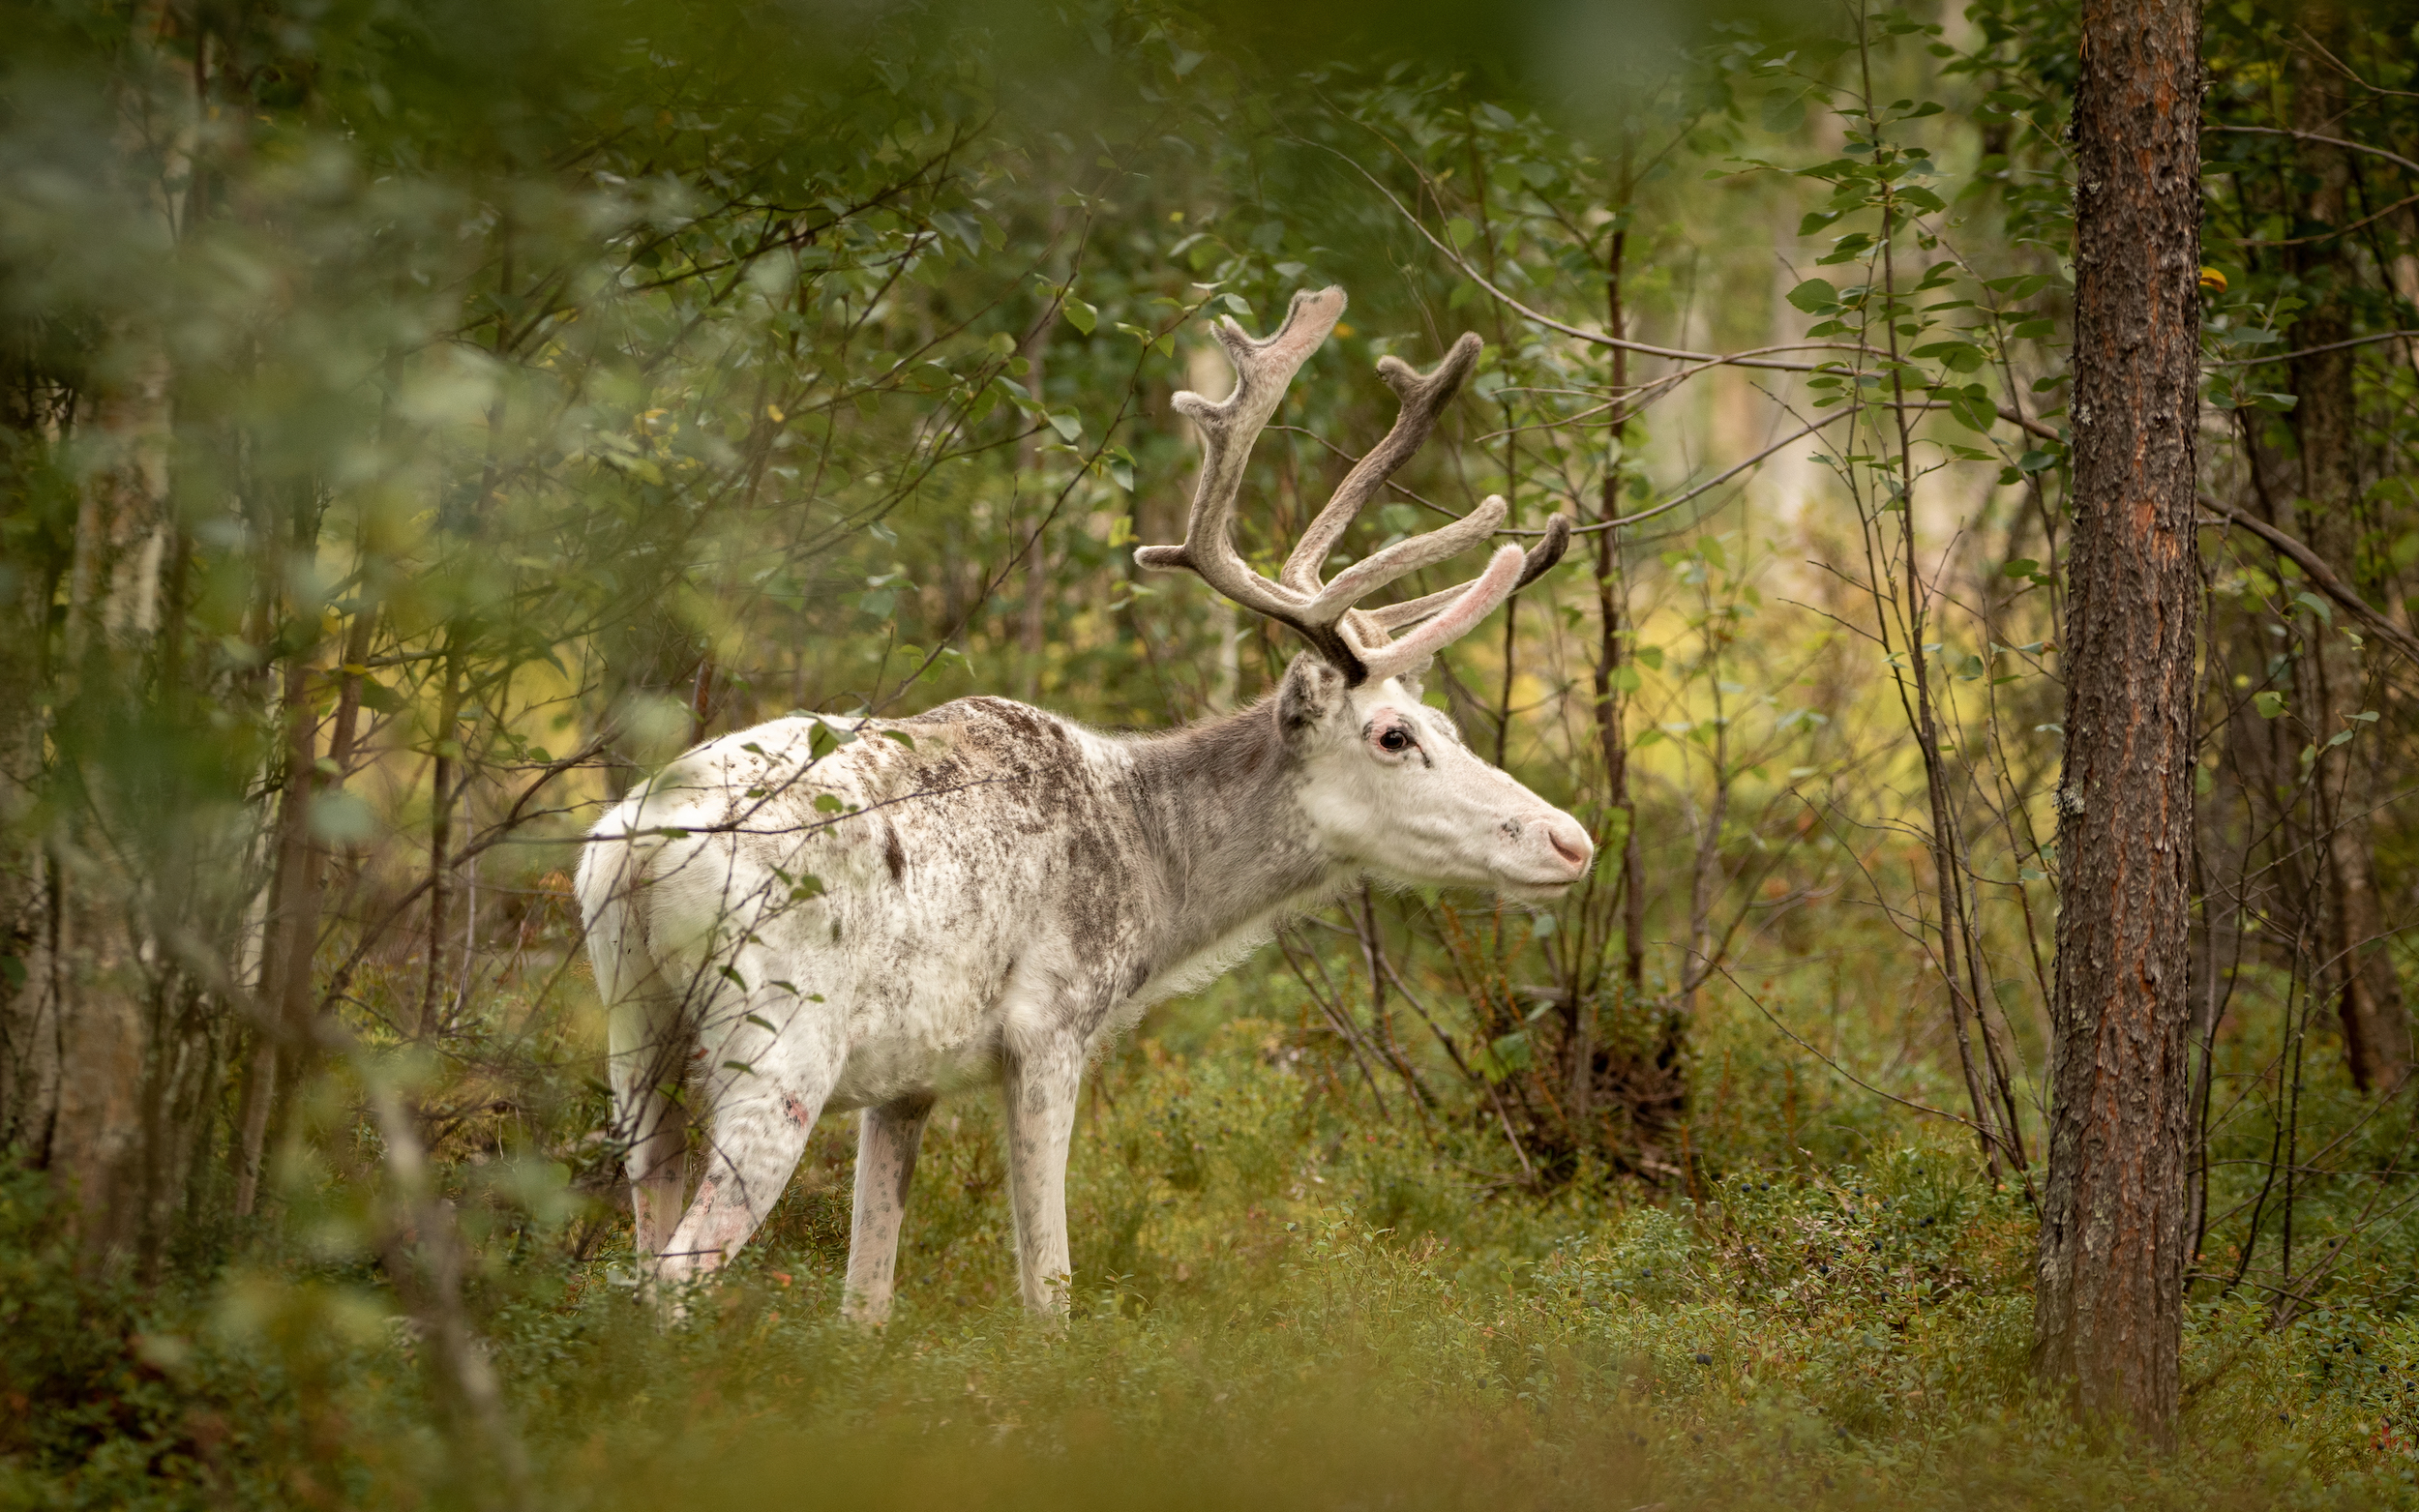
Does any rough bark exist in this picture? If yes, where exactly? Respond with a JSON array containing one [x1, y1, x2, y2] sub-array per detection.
[[2283, 5, 2411, 1094], [2032, 0, 2203, 1445]]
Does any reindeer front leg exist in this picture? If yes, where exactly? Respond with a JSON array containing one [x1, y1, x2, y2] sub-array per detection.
[[842, 1091, 937, 1325], [1001, 1036, 1085, 1316]]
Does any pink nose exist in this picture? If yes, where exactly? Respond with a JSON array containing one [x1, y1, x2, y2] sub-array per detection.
[[1541, 815, 1593, 873]]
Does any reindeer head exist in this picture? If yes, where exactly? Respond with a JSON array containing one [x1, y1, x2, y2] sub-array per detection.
[[1138, 286, 1593, 899]]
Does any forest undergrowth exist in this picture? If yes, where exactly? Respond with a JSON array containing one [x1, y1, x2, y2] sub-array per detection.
[[8, 975, 2418, 1510]]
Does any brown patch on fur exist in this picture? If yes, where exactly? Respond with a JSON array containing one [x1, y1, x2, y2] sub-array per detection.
[[881, 818, 907, 883]]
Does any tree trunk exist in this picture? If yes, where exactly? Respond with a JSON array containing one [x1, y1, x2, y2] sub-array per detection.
[[40, 341, 177, 1263], [420, 649, 462, 1039], [2032, 0, 2202, 1446], [1019, 320, 1051, 699], [2285, 4, 2411, 1094]]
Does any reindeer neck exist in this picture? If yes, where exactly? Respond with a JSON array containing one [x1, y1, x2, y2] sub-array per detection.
[[1113, 699, 1343, 961]]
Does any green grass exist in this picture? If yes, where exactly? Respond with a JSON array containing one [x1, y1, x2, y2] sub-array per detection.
[[9, 1008, 2419, 1510]]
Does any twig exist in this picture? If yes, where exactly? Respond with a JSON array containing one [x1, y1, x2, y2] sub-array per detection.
[[2206, 123, 2419, 180], [2197, 493, 2419, 667], [1709, 957, 1994, 1139]]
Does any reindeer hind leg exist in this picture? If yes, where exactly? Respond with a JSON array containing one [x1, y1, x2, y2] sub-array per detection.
[[606, 976, 692, 1290], [655, 974, 849, 1291]]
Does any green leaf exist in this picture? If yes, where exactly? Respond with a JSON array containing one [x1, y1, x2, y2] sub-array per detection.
[[1911, 340, 1986, 372], [1480, 1030, 1533, 1082], [879, 728, 916, 749], [1986, 272, 2057, 299], [1061, 296, 1096, 335], [1949, 390, 1998, 432], [1786, 278, 1839, 314], [2001, 558, 2040, 578], [2255, 690, 2287, 719], [813, 792, 847, 813], [1048, 411, 1083, 442], [1447, 217, 1478, 251], [1760, 92, 1807, 134], [2293, 591, 2333, 624]]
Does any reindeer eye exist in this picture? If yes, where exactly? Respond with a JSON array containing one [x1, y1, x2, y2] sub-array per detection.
[[1378, 727, 1412, 754]]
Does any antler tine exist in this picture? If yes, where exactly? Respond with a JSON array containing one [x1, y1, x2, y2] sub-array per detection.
[[1356, 542, 1527, 684], [1136, 286, 1571, 687], [1134, 286, 1360, 669], [1362, 514, 1572, 633], [1277, 333, 1484, 596], [1352, 512, 1571, 685]]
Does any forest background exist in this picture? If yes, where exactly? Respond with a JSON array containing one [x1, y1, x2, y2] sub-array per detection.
[[8, 0, 2419, 1504]]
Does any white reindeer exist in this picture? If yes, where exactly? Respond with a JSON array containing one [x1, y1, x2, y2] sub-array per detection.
[[576, 286, 1592, 1320]]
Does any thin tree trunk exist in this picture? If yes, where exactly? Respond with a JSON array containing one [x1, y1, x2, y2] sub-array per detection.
[[1850, 21, 2021, 1178], [420, 649, 462, 1039], [1019, 321, 1051, 698], [1584, 195, 1661, 1154], [232, 649, 312, 1217], [2031, 0, 2202, 1445], [233, 597, 369, 1214], [2285, 5, 2411, 1093], [1494, 397, 1518, 766]]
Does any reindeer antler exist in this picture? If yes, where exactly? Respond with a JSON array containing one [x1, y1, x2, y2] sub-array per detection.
[[1135, 286, 1570, 686]]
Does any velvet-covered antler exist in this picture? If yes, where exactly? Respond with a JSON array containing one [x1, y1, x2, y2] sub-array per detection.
[[1135, 286, 1570, 685]]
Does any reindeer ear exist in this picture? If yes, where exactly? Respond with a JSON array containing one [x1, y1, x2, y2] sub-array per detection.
[[1276, 654, 1346, 736]]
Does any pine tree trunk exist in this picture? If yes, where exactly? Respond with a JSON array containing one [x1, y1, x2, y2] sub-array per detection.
[[2031, 0, 2203, 1446]]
